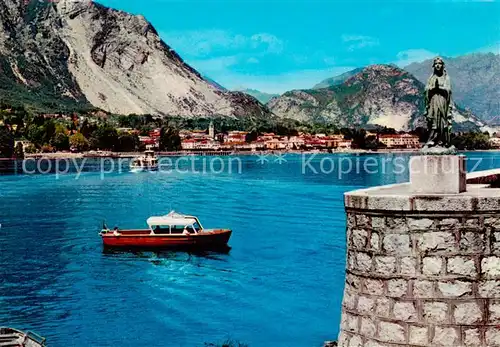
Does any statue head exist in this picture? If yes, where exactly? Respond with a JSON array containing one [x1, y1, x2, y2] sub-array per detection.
[[432, 57, 445, 75]]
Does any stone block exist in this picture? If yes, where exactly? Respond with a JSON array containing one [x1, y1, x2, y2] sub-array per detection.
[[355, 252, 372, 272], [352, 229, 369, 249], [382, 234, 411, 255], [387, 279, 408, 298], [432, 327, 459, 346], [360, 317, 376, 337], [343, 290, 357, 310], [407, 217, 434, 231], [422, 256, 443, 275], [371, 216, 385, 229], [489, 302, 500, 323], [393, 301, 417, 322], [375, 297, 392, 317], [463, 328, 482, 346], [478, 280, 500, 297], [370, 232, 380, 251], [482, 257, 500, 278], [385, 217, 409, 233], [454, 302, 483, 324], [460, 232, 485, 252], [349, 335, 363, 347], [423, 302, 448, 323], [417, 232, 456, 253], [346, 313, 359, 333], [409, 325, 428, 345], [413, 280, 434, 298], [439, 218, 459, 230], [364, 279, 385, 296], [485, 217, 500, 229], [464, 218, 481, 230], [409, 155, 466, 194], [493, 232, 500, 253], [400, 257, 417, 276], [347, 213, 356, 229], [374, 256, 396, 274], [356, 214, 370, 228], [437, 280, 472, 298], [378, 321, 405, 343], [447, 256, 477, 277], [346, 274, 362, 291], [357, 296, 375, 315], [486, 328, 500, 346]]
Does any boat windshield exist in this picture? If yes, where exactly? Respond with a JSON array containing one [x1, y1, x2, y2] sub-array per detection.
[[151, 224, 200, 234]]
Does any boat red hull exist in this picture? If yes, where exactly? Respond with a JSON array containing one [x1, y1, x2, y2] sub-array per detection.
[[101, 229, 232, 250]]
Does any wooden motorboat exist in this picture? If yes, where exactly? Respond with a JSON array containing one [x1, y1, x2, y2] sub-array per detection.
[[0, 327, 46, 347], [130, 150, 159, 173], [100, 211, 232, 249]]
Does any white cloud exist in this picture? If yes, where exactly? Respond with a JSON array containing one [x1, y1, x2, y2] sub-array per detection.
[[341, 34, 380, 51], [160, 30, 283, 57], [189, 56, 239, 74], [394, 49, 438, 67], [250, 33, 284, 54]]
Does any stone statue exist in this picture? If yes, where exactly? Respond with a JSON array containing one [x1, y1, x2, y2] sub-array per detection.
[[423, 57, 454, 151]]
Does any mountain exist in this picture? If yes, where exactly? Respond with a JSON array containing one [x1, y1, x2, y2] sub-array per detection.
[[267, 64, 487, 131], [239, 89, 280, 104], [0, 0, 271, 118], [313, 67, 363, 89], [405, 53, 500, 124], [203, 76, 227, 91]]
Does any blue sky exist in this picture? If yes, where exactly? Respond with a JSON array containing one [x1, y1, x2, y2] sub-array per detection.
[[100, 0, 499, 93]]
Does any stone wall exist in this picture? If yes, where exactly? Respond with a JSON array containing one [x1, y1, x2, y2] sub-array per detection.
[[338, 183, 500, 347]]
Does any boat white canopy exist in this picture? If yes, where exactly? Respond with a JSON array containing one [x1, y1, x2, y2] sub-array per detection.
[[146, 211, 200, 227]]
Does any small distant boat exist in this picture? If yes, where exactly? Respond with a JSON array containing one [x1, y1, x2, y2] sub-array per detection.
[[0, 327, 46, 346], [130, 150, 159, 173], [99, 211, 232, 250]]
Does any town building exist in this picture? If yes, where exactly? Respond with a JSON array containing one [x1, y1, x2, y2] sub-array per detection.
[[379, 134, 420, 148], [490, 137, 500, 148]]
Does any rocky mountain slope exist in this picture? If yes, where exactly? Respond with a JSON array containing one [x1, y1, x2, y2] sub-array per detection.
[[405, 53, 500, 124], [267, 64, 487, 131], [313, 67, 363, 89], [0, 0, 270, 118]]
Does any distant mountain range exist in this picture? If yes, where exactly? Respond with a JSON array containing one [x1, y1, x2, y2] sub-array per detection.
[[404, 53, 500, 125], [0, 0, 271, 118], [267, 64, 488, 131], [313, 68, 364, 89], [236, 89, 280, 104], [0, 0, 496, 129]]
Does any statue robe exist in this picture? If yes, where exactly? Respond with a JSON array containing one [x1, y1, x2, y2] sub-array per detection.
[[425, 73, 451, 133]]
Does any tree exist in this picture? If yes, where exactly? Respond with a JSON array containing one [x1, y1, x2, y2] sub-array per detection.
[[159, 126, 181, 151], [14, 142, 24, 159], [115, 134, 139, 152], [25, 124, 45, 147], [245, 130, 258, 143], [51, 132, 70, 151], [89, 126, 119, 150], [0, 127, 14, 158], [69, 132, 89, 152]]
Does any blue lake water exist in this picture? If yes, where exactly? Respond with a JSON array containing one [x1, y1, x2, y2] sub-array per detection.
[[0, 152, 499, 347]]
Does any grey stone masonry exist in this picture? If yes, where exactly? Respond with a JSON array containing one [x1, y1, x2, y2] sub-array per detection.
[[338, 173, 500, 347]]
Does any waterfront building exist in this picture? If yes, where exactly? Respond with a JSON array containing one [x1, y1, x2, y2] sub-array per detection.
[[490, 137, 500, 148], [379, 134, 420, 148]]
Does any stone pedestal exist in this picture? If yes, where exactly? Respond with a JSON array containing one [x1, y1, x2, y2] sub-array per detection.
[[337, 171, 500, 347], [410, 155, 466, 194]]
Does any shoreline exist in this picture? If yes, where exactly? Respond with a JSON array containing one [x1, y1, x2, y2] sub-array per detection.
[[14, 148, 500, 160]]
